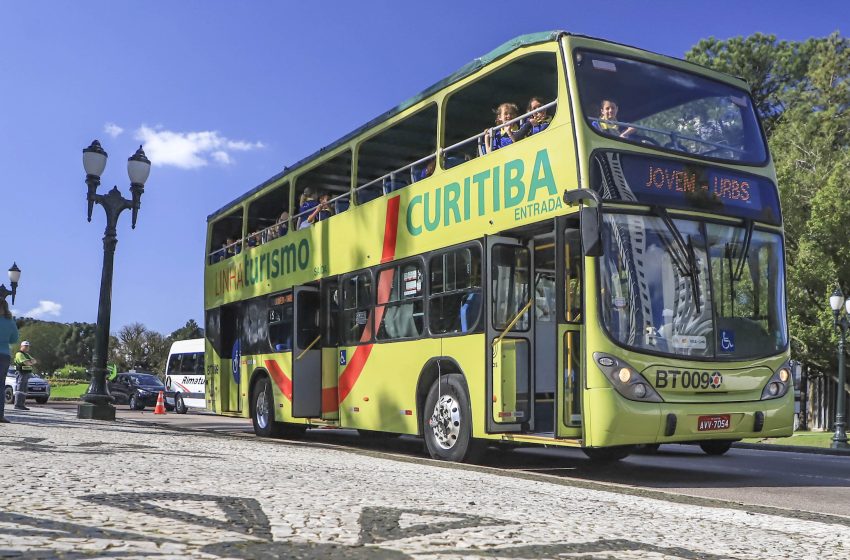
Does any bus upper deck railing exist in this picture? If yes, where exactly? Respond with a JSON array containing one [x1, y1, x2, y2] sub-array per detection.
[[208, 100, 558, 264]]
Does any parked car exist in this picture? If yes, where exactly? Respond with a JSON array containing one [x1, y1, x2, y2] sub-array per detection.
[[107, 372, 173, 411], [4, 367, 51, 404]]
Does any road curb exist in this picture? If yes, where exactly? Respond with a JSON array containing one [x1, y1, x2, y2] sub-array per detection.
[[732, 441, 850, 456]]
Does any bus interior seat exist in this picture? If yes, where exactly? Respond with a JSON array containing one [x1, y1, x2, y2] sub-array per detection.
[[381, 305, 399, 339], [395, 303, 417, 338], [460, 292, 481, 333], [382, 176, 410, 195], [335, 197, 350, 214], [357, 184, 383, 204], [444, 153, 466, 169]]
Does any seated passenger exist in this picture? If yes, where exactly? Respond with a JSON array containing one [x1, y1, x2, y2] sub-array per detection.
[[483, 102, 521, 154], [593, 99, 635, 138], [224, 237, 241, 258], [246, 230, 262, 247], [412, 158, 436, 182], [276, 210, 289, 237], [296, 187, 319, 229], [518, 97, 552, 136], [304, 192, 333, 227]]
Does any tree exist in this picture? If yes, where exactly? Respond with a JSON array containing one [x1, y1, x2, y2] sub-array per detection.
[[57, 322, 97, 368], [16, 320, 67, 374], [687, 32, 850, 377], [110, 323, 170, 374], [169, 319, 204, 341]]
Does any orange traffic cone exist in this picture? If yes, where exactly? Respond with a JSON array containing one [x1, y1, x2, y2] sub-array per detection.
[[154, 391, 167, 415]]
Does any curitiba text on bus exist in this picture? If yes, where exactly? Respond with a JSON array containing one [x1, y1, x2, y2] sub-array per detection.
[[213, 238, 311, 296], [404, 148, 562, 236]]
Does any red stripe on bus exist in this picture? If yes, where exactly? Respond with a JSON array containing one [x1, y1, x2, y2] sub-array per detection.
[[264, 359, 292, 401], [338, 344, 373, 403], [380, 195, 400, 263], [322, 387, 338, 413]]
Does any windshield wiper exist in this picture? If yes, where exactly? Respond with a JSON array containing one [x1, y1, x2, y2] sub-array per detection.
[[733, 219, 754, 281], [654, 209, 701, 313], [686, 235, 702, 314]]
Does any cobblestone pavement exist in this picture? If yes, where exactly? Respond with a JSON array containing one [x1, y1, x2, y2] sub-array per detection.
[[0, 408, 848, 559]]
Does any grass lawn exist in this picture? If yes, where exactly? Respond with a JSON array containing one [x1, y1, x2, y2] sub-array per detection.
[[743, 431, 837, 448], [49, 383, 90, 399]]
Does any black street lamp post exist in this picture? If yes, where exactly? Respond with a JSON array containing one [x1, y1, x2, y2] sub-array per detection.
[[77, 140, 151, 421], [0, 263, 21, 304], [828, 288, 850, 449]]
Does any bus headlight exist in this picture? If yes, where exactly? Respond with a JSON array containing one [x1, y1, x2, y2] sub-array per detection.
[[594, 352, 663, 403], [761, 361, 792, 400]]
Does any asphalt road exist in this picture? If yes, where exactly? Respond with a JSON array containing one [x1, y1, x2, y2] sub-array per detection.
[[44, 401, 850, 521]]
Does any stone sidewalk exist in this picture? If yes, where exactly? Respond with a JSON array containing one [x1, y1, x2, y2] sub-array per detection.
[[0, 407, 848, 559]]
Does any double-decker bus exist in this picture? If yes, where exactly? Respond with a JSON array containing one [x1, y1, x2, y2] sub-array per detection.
[[204, 31, 792, 461]]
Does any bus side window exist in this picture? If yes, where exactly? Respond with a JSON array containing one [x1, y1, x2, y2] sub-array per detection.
[[166, 354, 181, 376], [429, 246, 482, 335]]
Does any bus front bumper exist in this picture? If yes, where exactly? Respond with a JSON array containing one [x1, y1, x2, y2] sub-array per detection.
[[585, 388, 795, 447]]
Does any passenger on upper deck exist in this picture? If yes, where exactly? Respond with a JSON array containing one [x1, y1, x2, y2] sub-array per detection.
[[483, 102, 521, 154], [593, 99, 635, 138], [297, 187, 319, 229], [276, 210, 289, 237], [520, 97, 552, 136], [304, 192, 333, 227]]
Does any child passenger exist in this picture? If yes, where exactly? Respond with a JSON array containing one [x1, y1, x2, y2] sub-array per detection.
[[483, 102, 521, 154]]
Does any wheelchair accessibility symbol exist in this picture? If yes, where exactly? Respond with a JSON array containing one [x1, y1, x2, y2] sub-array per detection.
[[720, 330, 735, 352]]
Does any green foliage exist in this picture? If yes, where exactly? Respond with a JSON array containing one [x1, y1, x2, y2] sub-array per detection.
[[688, 32, 850, 377], [53, 364, 89, 380], [16, 319, 66, 374], [169, 319, 204, 341]]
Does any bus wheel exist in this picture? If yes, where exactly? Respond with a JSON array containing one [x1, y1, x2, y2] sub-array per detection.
[[582, 446, 632, 462], [252, 377, 282, 438], [175, 394, 188, 414], [699, 440, 733, 456], [423, 374, 483, 463]]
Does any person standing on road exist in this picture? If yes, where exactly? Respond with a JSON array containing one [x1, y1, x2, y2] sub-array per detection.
[[14, 340, 36, 411], [0, 299, 19, 423]]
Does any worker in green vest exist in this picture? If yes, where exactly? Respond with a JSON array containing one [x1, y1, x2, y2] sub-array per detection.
[[13, 340, 37, 410]]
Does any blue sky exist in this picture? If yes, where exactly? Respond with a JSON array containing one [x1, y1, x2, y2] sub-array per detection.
[[0, 1, 846, 335]]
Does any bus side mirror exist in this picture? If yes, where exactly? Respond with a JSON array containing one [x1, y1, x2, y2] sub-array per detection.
[[581, 206, 603, 257], [564, 189, 603, 258]]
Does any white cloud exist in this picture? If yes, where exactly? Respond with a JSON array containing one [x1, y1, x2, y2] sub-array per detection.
[[134, 125, 265, 169], [104, 122, 124, 138], [24, 300, 62, 319]]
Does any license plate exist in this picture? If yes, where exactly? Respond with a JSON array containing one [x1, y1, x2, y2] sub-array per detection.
[[29, 387, 45, 392], [698, 414, 730, 431]]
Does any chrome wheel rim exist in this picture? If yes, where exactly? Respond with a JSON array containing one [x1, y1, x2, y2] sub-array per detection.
[[429, 394, 461, 450], [256, 387, 269, 430]]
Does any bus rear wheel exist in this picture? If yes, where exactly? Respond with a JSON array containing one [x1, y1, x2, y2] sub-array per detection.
[[699, 440, 734, 455], [423, 374, 483, 463]]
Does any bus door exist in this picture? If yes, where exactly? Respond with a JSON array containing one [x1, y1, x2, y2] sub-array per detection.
[[219, 303, 243, 414], [555, 217, 584, 438], [291, 285, 322, 417], [486, 236, 534, 434], [320, 278, 339, 421]]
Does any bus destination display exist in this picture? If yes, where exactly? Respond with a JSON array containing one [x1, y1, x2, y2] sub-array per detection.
[[592, 152, 781, 224]]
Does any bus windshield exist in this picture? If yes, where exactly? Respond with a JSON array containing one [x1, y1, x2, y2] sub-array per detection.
[[575, 50, 767, 165], [600, 214, 786, 360]]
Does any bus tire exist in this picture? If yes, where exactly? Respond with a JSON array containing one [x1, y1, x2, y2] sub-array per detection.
[[252, 377, 283, 438], [175, 394, 188, 414], [582, 446, 632, 462], [699, 440, 733, 456], [422, 374, 483, 463]]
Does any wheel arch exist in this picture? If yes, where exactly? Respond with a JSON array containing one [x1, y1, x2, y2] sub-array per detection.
[[248, 367, 271, 417], [415, 357, 468, 435]]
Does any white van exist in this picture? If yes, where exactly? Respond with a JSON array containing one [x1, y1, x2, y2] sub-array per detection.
[[164, 338, 205, 414]]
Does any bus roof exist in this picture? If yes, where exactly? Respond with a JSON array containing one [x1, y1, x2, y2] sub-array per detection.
[[207, 30, 751, 222], [168, 338, 204, 354]]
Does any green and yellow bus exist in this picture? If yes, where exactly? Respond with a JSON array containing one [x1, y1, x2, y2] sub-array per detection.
[[204, 31, 792, 461]]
